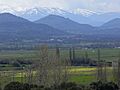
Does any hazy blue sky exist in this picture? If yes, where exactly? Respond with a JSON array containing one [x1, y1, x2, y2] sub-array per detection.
[[0, 0, 120, 12]]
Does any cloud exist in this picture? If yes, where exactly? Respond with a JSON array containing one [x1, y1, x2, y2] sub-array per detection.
[[66, 0, 120, 12], [0, 0, 120, 13], [0, 0, 68, 10]]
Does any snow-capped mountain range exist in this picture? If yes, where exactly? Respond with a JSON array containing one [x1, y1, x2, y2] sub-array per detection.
[[19, 8, 73, 21], [2, 7, 99, 26], [0, 6, 96, 16], [0, 6, 120, 26]]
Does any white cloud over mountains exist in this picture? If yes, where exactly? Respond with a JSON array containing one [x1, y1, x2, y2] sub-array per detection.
[[0, 0, 120, 13]]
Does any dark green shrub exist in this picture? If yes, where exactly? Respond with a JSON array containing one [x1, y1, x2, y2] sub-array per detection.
[[89, 81, 119, 90], [4, 82, 32, 90], [4, 82, 23, 90], [68, 86, 83, 90], [60, 82, 77, 89]]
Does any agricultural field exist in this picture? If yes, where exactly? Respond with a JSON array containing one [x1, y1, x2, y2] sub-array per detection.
[[0, 48, 119, 61], [69, 66, 113, 84], [0, 66, 114, 86], [0, 48, 119, 87], [0, 67, 97, 86]]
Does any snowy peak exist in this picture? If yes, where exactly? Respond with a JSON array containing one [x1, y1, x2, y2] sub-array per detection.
[[17, 7, 74, 21], [21, 7, 96, 16], [73, 8, 98, 16], [0, 6, 96, 17], [21, 7, 71, 16], [0, 5, 16, 13]]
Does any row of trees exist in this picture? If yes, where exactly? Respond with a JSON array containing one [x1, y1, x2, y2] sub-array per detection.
[[27, 46, 120, 88], [96, 49, 120, 89], [1, 46, 120, 89], [0, 45, 71, 89]]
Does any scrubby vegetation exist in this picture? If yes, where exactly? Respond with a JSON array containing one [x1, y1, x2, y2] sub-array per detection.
[[3, 81, 119, 90]]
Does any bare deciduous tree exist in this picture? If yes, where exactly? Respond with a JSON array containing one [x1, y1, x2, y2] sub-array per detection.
[[36, 45, 49, 86], [113, 51, 120, 86], [97, 49, 102, 81], [35, 45, 71, 88], [97, 49, 107, 82]]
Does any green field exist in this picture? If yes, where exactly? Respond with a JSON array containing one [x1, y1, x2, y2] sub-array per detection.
[[0, 48, 119, 86], [0, 48, 119, 61], [0, 66, 114, 86], [69, 66, 113, 84]]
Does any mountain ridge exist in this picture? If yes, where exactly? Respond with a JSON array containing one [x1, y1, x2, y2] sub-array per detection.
[[101, 18, 120, 29], [1, 7, 120, 26], [0, 13, 120, 42], [0, 13, 69, 42], [35, 14, 95, 34]]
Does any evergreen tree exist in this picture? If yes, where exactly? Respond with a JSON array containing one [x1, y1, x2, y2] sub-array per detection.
[[72, 47, 75, 60], [69, 48, 72, 62]]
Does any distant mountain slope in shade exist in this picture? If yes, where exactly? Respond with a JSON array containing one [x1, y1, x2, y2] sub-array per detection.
[[89, 18, 120, 36], [1, 13, 120, 42], [0, 13, 30, 23], [101, 18, 120, 29], [35, 15, 95, 34], [0, 13, 68, 42]]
